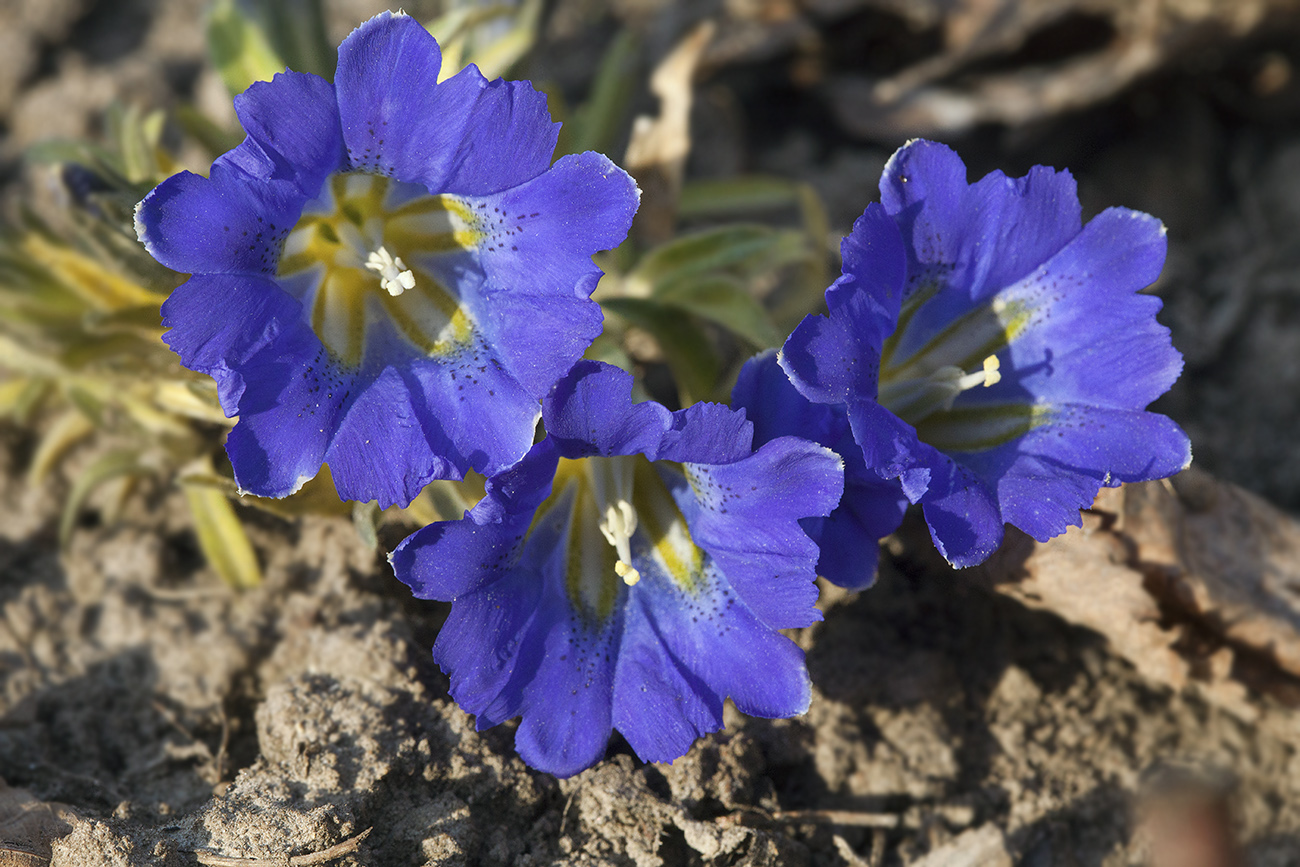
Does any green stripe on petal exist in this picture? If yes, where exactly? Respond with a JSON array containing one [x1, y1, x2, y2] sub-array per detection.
[[913, 403, 1051, 454], [278, 172, 484, 366]]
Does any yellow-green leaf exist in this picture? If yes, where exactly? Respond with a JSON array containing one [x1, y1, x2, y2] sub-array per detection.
[[207, 0, 288, 97], [183, 481, 262, 589]]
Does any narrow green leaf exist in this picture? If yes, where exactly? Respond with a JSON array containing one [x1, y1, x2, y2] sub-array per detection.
[[352, 500, 380, 550], [583, 332, 635, 372], [602, 297, 722, 405], [658, 276, 783, 349], [0, 334, 66, 377], [258, 0, 333, 80], [565, 28, 641, 156], [59, 450, 144, 547], [0, 377, 47, 423], [173, 104, 245, 157], [28, 408, 96, 486], [678, 175, 802, 219], [109, 103, 159, 184], [182, 481, 262, 589], [630, 225, 781, 294], [235, 466, 353, 518], [207, 0, 288, 97], [466, 0, 543, 80]]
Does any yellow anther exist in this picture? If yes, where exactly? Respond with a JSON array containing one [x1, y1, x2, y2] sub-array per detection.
[[615, 560, 641, 586], [982, 354, 1001, 387]]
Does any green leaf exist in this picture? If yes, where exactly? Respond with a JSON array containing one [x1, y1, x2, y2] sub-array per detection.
[[629, 225, 787, 295], [59, 450, 146, 547], [678, 176, 803, 219], [28, 408, 96, 486], [602, 297, 722, 404], [464, 0, 543, 80], [352, 499, 380, 550], [657, 276, 783, 349], [582, 332, 634, 372], [107, 103, 161, 184], [182, 481, 262, 589], [173, 104, 245, 157], [772, 183, 835, 331], [257, 0, 333, 80], [230, 465, 353, 518], [207, 0, 289, 96], [565, 28, 641, 156], [59, 333, 165, 371], [0, 377, 47, 424], [0, 334, 66, 378]]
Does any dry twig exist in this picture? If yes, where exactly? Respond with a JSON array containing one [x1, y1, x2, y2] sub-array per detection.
[[193, 828, 371, 867]]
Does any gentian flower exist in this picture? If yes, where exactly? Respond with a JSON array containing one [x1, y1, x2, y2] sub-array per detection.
[[732, 351, 907, 590], [390, 361, 843, 776], [135, 12, 638, 507], [780, 139, 1191, 568]]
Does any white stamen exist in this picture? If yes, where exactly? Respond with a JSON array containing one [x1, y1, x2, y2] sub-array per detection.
[[599, 500, 640, 586], [364, 245, 415, 296]]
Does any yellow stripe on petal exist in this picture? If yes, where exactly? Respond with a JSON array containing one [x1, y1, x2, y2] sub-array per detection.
[[277, 172, 484, 366]]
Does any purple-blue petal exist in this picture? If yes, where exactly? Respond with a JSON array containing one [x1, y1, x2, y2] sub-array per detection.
[[431, 66, 561, 195], [780, 278, 895, 407], [733, 352, 907, 589], [913, 448, 1003, 568], [734, 350, 844, 447], [135, 156, 303, 276], [612, 596, 724, 764], [978, 207, 1179, 410], [825, 203, 908, 339], [806, 473, 909, 589], [334, 12, 557, 194], [846, 398, 1003, 567], [544, 361, 753, 464], [160, 273, 303, 413], [390, 440, 557, 599], [845, 398, 932, 501], [232, 70, 345, 199], [880, 139, 1082, 305], [468, 151, 637, 394], [958, 405, 1190, 542], [544, 360, 676, 457], [631, 562, 811, 720], [685, 436, 842, 629], [323, 366, 458, 508], [514, 591, 621, 777], [222, 326, 353, 498], [432, 566, 543, 728]]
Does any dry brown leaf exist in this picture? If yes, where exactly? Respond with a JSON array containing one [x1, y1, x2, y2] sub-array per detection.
[[1119, 470, 1300, 681], [0, 779, 77, 864], [828, 0, 1300, 138], [975, 468, 1300, 714], [624, 20, 716, 244], [976, 502, 1191, 690]]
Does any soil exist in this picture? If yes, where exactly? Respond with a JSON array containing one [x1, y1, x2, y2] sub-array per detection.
[[6, 1, 1300, 866]]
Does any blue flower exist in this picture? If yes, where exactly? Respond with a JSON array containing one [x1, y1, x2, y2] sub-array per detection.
[[390, 361, 843, 776], [135, 12, 639, 507], [781, 140, 1191, 568], [732, 351, 907, 590]]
